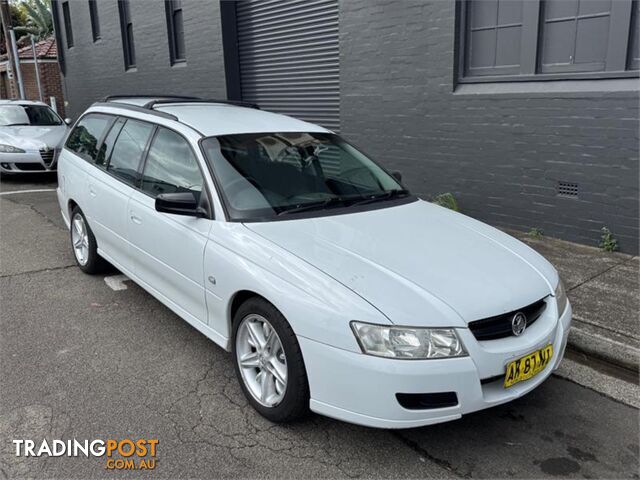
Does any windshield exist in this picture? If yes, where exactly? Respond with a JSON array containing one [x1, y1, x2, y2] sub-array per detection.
[[0, 105, 63, 126], [201, 132, 411, 221]]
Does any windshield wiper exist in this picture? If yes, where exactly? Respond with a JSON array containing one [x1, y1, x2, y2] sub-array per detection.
[[350, 189, 410, 207], [277, 197, 347, 216], [3, 123, 29, 127]]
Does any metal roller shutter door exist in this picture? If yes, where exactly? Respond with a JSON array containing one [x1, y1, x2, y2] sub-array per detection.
[[236, 0, 340, 132]]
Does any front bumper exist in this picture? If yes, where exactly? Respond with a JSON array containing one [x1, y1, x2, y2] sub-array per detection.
[[0, 150, 57, 173], [300, 300, 571, 429]]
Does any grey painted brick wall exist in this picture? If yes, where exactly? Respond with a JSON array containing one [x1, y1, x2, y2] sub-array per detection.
[[340, 0, 639, 253], [57, 0, 227, 119]]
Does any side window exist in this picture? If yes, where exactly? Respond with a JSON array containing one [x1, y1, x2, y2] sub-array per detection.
[[107, 119, 154, 186], [65, 114, 111, 163], [140, 127, 203, 199], [95, 117, 125, 167]]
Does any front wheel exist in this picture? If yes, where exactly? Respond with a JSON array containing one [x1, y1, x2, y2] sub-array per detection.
[[232, 297, 310, 423]]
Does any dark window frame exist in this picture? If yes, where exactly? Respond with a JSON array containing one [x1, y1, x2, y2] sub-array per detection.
[[118, 0, 136, 70], [457, 0, 639, 84], [165, 0, 186, 64], [61, 1, 73, 48], [88, 0, 101, 42]]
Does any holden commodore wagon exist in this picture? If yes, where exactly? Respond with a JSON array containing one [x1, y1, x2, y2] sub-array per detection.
[[57, 96, 571, 428]]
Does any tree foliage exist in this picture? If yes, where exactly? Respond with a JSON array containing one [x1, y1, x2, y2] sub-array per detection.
[[13, 0, 53, 41]]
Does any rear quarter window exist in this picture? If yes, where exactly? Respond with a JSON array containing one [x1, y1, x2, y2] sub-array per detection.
[[65, 113, 112, 163]]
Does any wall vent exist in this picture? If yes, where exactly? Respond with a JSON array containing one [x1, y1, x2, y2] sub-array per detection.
[[557, 181, 579, 197]]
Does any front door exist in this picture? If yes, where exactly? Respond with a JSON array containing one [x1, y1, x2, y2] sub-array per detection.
[[127, 126, 211, 324]]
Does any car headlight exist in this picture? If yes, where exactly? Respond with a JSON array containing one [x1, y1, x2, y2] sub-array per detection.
[[0, 144, 25, 153], [555, 278, 568, 316], [350, 321, 467, 359]]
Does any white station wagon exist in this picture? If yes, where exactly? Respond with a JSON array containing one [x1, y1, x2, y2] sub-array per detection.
[[57, 96, 572, 428]]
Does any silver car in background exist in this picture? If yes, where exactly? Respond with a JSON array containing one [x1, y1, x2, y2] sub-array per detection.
[[0, 100, 69, 174]]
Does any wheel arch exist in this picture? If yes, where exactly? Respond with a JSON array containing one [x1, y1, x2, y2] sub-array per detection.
[[229, 290, 271, 331], [68, 198, 79, 218]]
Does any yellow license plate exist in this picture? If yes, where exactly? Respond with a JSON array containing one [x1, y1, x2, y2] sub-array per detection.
[[504, 345, 553, 388]]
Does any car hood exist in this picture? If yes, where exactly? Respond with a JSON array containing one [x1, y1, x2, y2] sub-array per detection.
[[244, 200, 558, 328], [0, 125, 68, 150]]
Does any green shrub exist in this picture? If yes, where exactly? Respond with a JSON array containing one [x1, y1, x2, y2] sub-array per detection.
[[527, 227, 544, 238], [431, 193, 460, 212], [599, 227, 618, 252]]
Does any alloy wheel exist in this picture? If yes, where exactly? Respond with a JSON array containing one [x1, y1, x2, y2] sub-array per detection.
[[71, 213, 89, 266], [235, 314, 288, 407]]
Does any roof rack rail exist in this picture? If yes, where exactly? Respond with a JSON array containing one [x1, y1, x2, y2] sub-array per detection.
[[91, 102, 179, 121], [143, 98, 260, 110], [102, 94, 202, 102]]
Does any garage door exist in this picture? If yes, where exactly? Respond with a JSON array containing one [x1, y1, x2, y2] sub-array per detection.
[[236, 0, 340, 132]]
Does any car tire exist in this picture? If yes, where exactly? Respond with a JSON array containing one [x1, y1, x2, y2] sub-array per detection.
[[70, 206, 107, 274], [232, 297, 310, 423]]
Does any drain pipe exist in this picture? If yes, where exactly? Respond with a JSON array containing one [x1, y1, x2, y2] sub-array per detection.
[[9, 29, 25, 99]]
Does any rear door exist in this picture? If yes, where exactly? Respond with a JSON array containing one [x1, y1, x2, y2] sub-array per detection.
[[87, 117, 154, 270], [127, 126, 211, 324]]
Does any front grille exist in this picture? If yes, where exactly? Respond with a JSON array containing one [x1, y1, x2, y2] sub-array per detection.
[[39, 148, 55, 167], [468, 298, 547, 341], [14, 162, 46, 171]]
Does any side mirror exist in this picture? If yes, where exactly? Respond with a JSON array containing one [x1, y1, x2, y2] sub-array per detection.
[[155, 192, 207, 218], [391, 171, 402, 183], [64, 118, 72, 125]]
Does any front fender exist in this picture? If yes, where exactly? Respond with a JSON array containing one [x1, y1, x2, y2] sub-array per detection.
[[204, 222, 390, 352]]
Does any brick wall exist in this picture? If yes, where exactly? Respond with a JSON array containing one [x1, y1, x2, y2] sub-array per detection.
[[340, 0, 639, 253], [0, 61, 66, 117], [0, 71, 10, 98], [40, 63, 66, 118], [56, 0, 227, 120], [18, 62, 66, 117]]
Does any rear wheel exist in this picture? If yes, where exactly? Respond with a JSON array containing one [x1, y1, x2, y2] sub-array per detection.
[[232, 297, 310, 422], [70, 206, 106, 274]]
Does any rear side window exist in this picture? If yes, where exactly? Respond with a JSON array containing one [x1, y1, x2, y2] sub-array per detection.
[[106, 119, 154, 186], [140, 127, 203, 199], [65, 114, 111, 162]]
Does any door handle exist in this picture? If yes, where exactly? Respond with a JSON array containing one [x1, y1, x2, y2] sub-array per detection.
[[130, 214, 142, 225]]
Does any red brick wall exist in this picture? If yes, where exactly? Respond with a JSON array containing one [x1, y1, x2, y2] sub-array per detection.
[[0, 72, 10, 98], [19, 61, 66, 117]]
